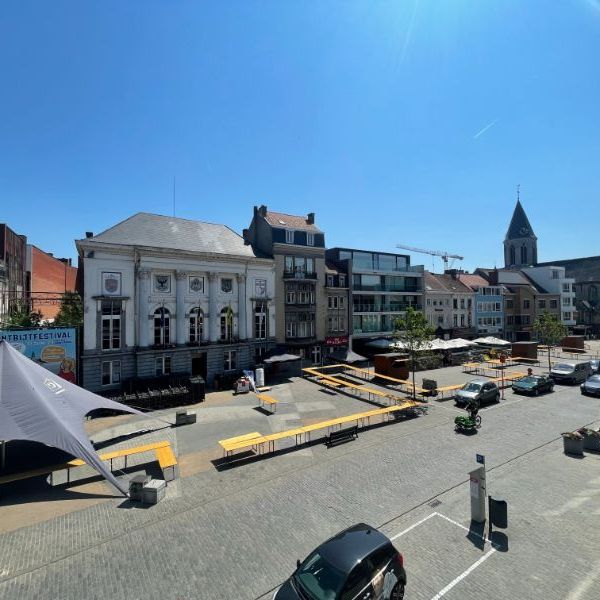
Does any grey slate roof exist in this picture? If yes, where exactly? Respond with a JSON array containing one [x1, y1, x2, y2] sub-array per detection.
[[505, 200, 536, 240], [83, 213, 258, 258]]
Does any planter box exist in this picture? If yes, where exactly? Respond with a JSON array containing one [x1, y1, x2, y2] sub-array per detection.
[[563, 436, 584, 456], [583, 434, 600, 452]]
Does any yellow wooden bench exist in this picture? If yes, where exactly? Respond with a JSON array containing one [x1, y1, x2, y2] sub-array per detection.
[[219, 432, 263, 456], [155, 445, 179, 481], [1, 441, 175, 488], [257, 393, 278, 412]]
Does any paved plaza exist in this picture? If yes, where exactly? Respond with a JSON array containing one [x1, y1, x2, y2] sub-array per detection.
[[1, 358, 600, 600]]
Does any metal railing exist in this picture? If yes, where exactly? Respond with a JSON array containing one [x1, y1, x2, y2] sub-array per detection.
[[353, 303, 422, 313]]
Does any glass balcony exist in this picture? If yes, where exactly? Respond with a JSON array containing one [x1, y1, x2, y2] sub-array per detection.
[[352, 284, 421, 292], [353, 303, 422, 313]]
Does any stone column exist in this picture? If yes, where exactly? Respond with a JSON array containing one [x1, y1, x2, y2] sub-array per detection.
[[208, 272, 219, 342], [138, 270, 151, 347], [237, 274, 247, 340], [175, 271, 187, 345]]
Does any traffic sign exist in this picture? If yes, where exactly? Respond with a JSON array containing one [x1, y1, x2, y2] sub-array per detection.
[[476, 453, 485, 464]]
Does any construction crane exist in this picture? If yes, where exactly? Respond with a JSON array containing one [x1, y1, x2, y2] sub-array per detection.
[[396, 244, 464, 271]]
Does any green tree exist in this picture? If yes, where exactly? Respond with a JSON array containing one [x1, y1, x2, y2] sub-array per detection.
[[54, 292, 83, 327], [3, 301, 42, 328], [394, 306, 435, 399], [533, 311, 567, 373]]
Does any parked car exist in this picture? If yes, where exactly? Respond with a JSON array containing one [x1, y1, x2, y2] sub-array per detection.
[[550, 361, 593, 384], [512, 375, 554, 396], [274, 523, 406, 600], [455, 380, 500, 407], [580, 374, 600, 396], [590, 359, 600, 374]]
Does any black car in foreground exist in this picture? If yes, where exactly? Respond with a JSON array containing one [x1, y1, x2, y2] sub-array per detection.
[[512, 375, 555, 396], [581, 374, 600, 396], [274, 523, 406, 600]]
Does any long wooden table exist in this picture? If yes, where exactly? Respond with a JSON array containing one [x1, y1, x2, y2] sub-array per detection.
[[218, 402, 418, 458]]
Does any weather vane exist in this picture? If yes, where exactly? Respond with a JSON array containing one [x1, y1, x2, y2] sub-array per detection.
[[516, 184, 520, 201]]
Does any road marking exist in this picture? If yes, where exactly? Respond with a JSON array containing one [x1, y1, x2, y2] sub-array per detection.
[[566, 559, 600, 600], [435, 512, 490, 543], [390, 512, 438, 540], [430, 548, 497, 600]]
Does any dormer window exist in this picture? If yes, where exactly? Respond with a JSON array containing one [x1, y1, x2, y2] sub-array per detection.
[[306, 233, 315, 246], [285, 230, 294, 244]]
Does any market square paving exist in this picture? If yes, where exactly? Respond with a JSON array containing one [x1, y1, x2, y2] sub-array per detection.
[[1, 363, 600, 600]]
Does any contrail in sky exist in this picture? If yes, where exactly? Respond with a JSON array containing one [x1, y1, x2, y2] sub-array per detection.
[[473, 118, 499, 139]]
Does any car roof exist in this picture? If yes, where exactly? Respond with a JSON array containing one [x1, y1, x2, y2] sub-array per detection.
[[465, 379, 487, 385], [315, 523, 391, 574]]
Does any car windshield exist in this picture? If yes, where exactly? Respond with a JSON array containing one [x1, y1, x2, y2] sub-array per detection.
[[294, 551, 346, 600], [554, 364, 573, 371], [518, 377, 538, 384], [462, 382, 482, 392]]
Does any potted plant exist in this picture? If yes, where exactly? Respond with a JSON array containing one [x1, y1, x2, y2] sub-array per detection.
[[562, 431, 584, 456], [578, 427, 600, 452]]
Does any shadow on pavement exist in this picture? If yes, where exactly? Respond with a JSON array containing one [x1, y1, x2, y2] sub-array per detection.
[[467, 520, 486, 550]]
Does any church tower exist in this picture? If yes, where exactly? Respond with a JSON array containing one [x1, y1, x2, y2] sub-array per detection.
[[504, 194, 537, 268]]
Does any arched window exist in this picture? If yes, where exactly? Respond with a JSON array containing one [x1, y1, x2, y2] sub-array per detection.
[[509, 245, 516, 265], [189, 308, 203, 343], [154, 307, 170, 345], [220, 307, 234, 341], [520, 244, 528, 265]]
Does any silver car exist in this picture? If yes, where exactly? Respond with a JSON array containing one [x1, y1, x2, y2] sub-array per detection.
[[455, 379, 500, 406]]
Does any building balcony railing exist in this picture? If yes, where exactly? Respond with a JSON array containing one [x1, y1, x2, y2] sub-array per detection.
[[352, 326, 396, 335], [283, 270, 317, 280], [353, 303, 422, 313], [352, 285, 421, 293]]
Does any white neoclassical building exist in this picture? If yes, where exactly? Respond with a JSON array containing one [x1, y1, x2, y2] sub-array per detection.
[[76, 213, 276, 392]]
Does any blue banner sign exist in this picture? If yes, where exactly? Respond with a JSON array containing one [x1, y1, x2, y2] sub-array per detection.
[[1, 328, 77, 383]]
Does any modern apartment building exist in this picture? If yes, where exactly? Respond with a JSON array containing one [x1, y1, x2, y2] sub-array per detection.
[[244, 205, 326, 363], [325, 248, 424, 351], [523, 265, 576, 326]]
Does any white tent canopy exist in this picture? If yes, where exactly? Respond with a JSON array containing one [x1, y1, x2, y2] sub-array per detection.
[[392, 338, 476, 352], [473, 336, 511, 347], [0, 340, 143, 495]]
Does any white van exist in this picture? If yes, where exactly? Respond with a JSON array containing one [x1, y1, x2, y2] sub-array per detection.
[[550, 361, 593, 384]]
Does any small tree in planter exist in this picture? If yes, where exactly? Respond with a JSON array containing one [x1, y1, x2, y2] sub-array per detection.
[[534, 312, 567, 374], [562, 431, 584, 456], [394, 306, 435, 400]]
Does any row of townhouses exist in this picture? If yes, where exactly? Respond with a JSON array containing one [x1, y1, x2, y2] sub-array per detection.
[[2, 197, 595, 393]]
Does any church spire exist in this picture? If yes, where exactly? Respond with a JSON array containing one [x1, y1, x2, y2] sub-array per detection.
[[504, 189, 538, 268]]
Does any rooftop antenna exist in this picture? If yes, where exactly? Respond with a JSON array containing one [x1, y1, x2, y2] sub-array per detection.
[[173, 176, 176, 216], [517, 183, 520, 202]]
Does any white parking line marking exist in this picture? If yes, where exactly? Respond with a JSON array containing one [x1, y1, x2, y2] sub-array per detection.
[[430, 548, 497, 600], [566, 558, 600, 600], [435, 512, 490, 543], [390, 512, 438, 540]]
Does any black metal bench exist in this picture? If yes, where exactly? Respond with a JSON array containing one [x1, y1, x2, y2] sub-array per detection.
[[326, 425, 358, 447]]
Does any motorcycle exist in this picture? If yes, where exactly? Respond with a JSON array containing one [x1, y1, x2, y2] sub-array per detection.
[[454, 414, 482, 433]]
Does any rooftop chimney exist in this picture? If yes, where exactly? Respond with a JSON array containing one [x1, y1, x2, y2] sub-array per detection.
[[307, 212, 315, 225], [258, 205, 268, 217], [242, 228, 250, 245], [85, 231, 94, 238]]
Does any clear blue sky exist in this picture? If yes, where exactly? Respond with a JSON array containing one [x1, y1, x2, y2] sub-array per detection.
[[1, 1, 599, 271]]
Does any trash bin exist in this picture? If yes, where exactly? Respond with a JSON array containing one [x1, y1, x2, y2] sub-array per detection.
[[255, 367, 265, 388], [142, 479, 167, 505], [189, 376, 206, 401], [488, 496, 508, 528], [129, 475, 151, 501]]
